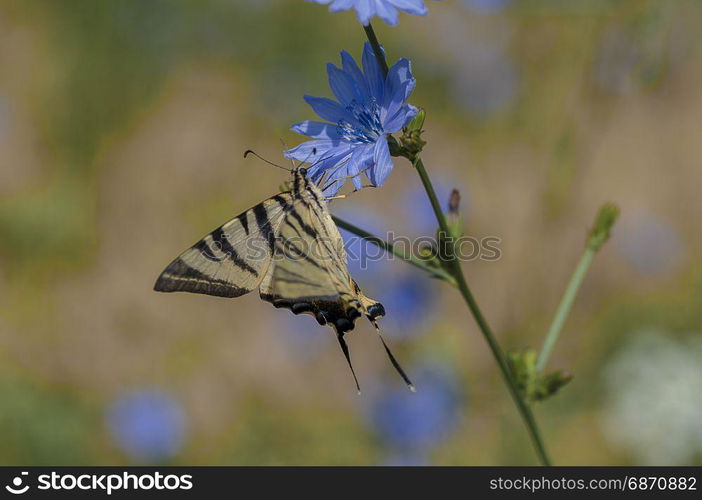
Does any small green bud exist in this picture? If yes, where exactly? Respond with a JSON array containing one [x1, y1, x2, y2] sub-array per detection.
[[587, 202, 620, 252], [507, 348, 538, 396], [387, 135, 403, 157], [532, 370, 573, 402], [508, 347, 573, 402], [418, 242, 437, 260], [446, 189, 463, 240], [448, 189, 460, 216], [406, 108, 426, 133], [399, 108, 427, 161]]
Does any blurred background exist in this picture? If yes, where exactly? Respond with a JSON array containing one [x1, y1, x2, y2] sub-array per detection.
[[1, 0, 701, 465]]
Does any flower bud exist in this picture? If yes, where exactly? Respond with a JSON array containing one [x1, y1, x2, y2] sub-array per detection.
[[588, 203, 620, 252]]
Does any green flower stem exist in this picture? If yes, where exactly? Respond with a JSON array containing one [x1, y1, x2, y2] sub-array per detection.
[[332, 215, 457, 286], [535, 248, 595, 374], [363, 24, 390, 75], [362, 23, 551, 466], [415, 158, 551, 466], [536, 203, 619, 374]]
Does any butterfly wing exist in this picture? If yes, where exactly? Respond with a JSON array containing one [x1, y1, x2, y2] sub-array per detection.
[[154, 194, 293, 298], [259, 192, 364, 334]]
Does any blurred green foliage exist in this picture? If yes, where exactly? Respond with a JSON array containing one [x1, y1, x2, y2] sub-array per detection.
[[0, 377, 98, 464]]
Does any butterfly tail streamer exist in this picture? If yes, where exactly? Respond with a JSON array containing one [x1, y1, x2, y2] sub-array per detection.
[[336, 333, 361, 395], [374, 325, 416, 392]]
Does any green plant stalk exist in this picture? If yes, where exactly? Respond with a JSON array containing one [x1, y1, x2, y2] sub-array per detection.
[[332, 215, 457, 286], [535, 246, 596, 374], [362, 23, 551, 465], [415, 158, 551, 466]]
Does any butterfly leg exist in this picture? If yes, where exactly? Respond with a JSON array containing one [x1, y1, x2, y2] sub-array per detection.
[[336, 333, 361, 395]]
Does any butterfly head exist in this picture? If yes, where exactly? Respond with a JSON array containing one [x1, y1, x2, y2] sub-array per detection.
[[291, 166, 312, 196]]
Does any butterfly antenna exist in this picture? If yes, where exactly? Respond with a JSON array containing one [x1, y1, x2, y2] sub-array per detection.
[[336, 333, 361, 395], [243, 149, 291, 172], [373, 322, 416, 392]]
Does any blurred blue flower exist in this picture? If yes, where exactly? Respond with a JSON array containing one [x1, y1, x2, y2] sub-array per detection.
[[275, 309, 331, 360], [286, 43, 418, 195], [460, 0, 512, 15], [334, 206, 438, 339], [107, 389, 186, 463], [366, 361, 461, 451], [613, 209, 684, 278], [379, 271, 438, 339], [307, 0, 429, 26], [334, 206, 391, 283]]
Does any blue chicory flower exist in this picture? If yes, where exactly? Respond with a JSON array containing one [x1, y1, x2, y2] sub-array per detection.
[[377, 271, 437, 340], [366, 361, 461, 451], [334, 206, 389, 279], [107, 389, 187, 463], [285, 43, 418, 195], [307, 0, 429, 26]]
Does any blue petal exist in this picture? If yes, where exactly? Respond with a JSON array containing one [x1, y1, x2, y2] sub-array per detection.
[[352, 172, 363, 190], [327, 63, 361, 107], [314, 154, 357, 195], [374, 1, 400, 26], [382, 58, 416, 122], [387, 0, 428, 16], [308, 144, 355, 178], [383, 104, 418, 134], [347, 144, 373, 190], [328, 0, 355, 11], [284, 139, 343, 163], [303, 95, 350, 123], [340, 50, 370, 102], [369, 138, 393, 186], [321, 145, 371, 195], [353, 0, 377, 25], [307, 0, 430, 25], [362, 42, 385, 101], [291, 120, 343, 140]]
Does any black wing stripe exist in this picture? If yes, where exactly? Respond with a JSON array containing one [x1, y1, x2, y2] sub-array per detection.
[[193, 239, 223, 263], [236, 212, 250, 235], [273, 194, 293, 211], [253, 204, 276, 254], [283, 219, 303, 239], [154, 259, 249, 298], [275, 241, 326, 271], [287, 209, 317, 240], [211, 227, 259, 277]]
